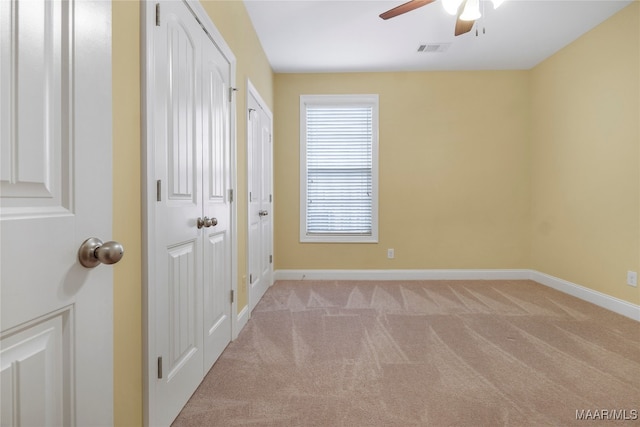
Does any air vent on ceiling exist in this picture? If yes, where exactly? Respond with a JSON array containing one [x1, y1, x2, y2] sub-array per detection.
[[417, 43, 451, 53]]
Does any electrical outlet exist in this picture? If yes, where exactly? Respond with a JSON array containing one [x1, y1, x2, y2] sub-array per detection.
[[387, 248, 395, 259], [627, 271, 637, 287]]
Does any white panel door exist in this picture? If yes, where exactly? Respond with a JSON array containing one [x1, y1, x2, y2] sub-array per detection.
[[152, 1, 233, 424], [201, 37, 232, 371], [0, 0, 113, 426], [247, 87, 273, 312], [153, 1, 204, 425]]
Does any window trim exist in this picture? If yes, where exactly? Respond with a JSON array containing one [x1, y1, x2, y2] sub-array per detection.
[[299, 94, 379, 243]]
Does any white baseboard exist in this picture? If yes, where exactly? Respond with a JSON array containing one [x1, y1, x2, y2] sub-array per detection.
[[233, 304, 250, 340], [273, 269, 639, 321], [274, 269, 531, 281], [530, 271, 640, 322]]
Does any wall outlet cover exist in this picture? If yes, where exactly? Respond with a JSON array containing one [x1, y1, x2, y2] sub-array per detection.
[[627, 271, 637, 287]]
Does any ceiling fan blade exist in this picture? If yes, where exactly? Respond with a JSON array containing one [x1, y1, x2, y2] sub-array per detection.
[[454, 1, 475, 36], [454, 17, 474, 36], [379, 0, 436, 20]]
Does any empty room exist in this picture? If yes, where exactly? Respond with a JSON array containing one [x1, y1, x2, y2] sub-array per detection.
[[1, 0, 637, 426]]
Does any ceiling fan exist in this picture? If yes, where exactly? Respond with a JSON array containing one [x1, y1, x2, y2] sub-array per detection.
[[380, 0, 505, 37]]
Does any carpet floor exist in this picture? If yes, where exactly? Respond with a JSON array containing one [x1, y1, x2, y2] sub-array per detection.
[[172, 280, 640, 426]]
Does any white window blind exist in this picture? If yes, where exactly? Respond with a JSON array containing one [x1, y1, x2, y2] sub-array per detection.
[[300, 95, 378, 243]]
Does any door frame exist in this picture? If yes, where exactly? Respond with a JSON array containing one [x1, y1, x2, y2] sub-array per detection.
[[246, 79, 274, 314], [141, 1, 238, 425]]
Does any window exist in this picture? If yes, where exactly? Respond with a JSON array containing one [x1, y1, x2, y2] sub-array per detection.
[[300, 94, 379, 243]]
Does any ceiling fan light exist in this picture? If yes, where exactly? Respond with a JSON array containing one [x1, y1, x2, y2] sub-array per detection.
[[460, 0, 481, 21], [442, 0, 463, 15], [491, 0, 505, 9]]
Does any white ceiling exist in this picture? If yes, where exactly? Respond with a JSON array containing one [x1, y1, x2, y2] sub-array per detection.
[[243, 0, 633, 73]]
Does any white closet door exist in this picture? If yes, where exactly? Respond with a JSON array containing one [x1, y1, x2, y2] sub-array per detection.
[[153, 1, 204, 425], [247, 86, 273, 312], [151, 1, 234, 425], [201, 33, 232, 371]]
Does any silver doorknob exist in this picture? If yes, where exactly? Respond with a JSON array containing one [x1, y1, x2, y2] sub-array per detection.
[[197, 216, 218, 229], [258, 210, 268, 217], [78, 237, 124, 268]]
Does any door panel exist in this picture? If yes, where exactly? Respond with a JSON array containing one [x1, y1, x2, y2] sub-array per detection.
[[203, 231, 229, 369], [259, 124, 273, 281], [154, 2, 203, 423], [167, 20, 196, 202], [0, 0, 65, 205], [0, 311, 67, 426], [248, 107, 261, 300], [203, 55, 227, 202], [1, 0, 113, 425], [248, 107, 262, 308], [247, 88, 273, 312], [167, 241, 199, 381], [202, 35, 232, 371]]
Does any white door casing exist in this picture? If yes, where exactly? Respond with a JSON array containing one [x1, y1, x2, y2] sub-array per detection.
[[0, 0, 113, 425], [247, 81, 273, 312], [143, 1, 237, 425]]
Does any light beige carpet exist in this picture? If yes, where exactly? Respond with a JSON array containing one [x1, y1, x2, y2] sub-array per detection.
[[172, 280, 640, 426]]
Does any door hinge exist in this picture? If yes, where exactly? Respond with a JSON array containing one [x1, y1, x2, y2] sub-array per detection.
[[156, 180, 162, 202], [228, 189, 233, 202], [228, 87, 238, 102], [155, 3, 160, 26], [269, 194, 272, 203], [249, 191, 252, 202], [157, 356, 163, 379], [230, 290, 235, 303], [269, 255, 273, 264], [249, 274, 253, 284]]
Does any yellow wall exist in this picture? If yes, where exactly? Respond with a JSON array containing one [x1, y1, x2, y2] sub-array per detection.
[[530, 2, 639, 305], [112, 1, 273, 425], [274, 72, 532, 270], [112, 1, 142, 425]]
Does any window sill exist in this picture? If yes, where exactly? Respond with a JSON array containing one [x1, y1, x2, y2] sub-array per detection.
[[300, 235, 378, 244]]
